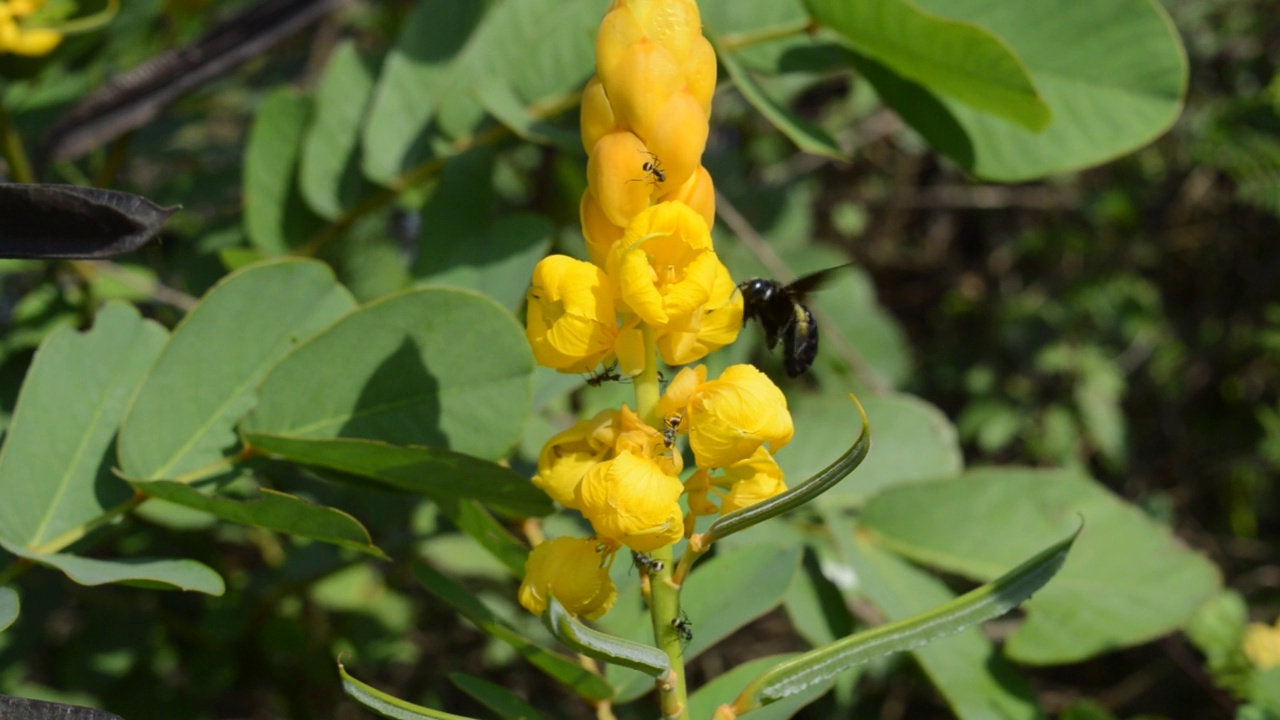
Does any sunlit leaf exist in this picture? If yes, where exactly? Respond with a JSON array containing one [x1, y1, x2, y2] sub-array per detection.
[[0, 539, 224, 595], [0, 586, 17, 632]]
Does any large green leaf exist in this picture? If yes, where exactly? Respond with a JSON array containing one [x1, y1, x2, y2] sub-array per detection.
[[835, 524, 1044, 720], [127, 481, 385, 557], [300, 40, 374, 220], [805, 0, 1049, 131], [415, 214, 552, 312], [243, 434, 552, 519], [859, 467, 1222, 663], [0, 586, 16, 632], [0, 303, 166, 550], [340, 663, 479, 720], [118, 260, 356, 482], [449, 674, 546, 720], [243, 90, 323, 254], [412, 561, 613, 702], [240, 287, 533, 461], [688, 655, 833, 720], [778, 393, 959, 508], [0, 539, 224, 595], [865, 0, 1186, 180]]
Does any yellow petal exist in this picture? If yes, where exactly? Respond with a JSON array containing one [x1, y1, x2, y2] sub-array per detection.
[[687, 364, 793, 468], [580, 76, 616, 156], [614, 327, 647, 376], [519, 537, 617, 619], [719, 447, 787, 514], [657, 364, 705, 419], [656, 165, 715, 230], [604, 41, 682, 142], [581, 189, 624, 268], [576, 452, 684, 552], [587, 131, 653, 227], [8, 26, 60, 56], [642, 91, 708, 189], [526, 255, 619, 372]]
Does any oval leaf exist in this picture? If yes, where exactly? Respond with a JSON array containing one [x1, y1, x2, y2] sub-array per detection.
[[300, 41, 374, 220], [412, 561, 613, 702], [544, 597, 670, 678], [241, 287, 534, 462], [0, 587, 17, 633], [118, 259, 356, 482], [735, 528, 1076, 710], [805, 0, 1050, 131], [0, 538, 225, 595], [243, 434, 551, 519], [0, 184, 177, 259], [340, 663, 479, 720], [127, 480, 385, 558], [0, 303, 167, 551]]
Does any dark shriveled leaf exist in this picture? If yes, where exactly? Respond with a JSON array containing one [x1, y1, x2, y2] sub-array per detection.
[[0, 184, 177, 259], [0, 695, 124, 720]]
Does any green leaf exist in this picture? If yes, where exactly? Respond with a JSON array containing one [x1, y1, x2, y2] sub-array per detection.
[[243, 89, 323, 254], [0, 303, 167, 550], [449, 674, 546, 720], [708, 394, 869, 540], [0, 586, 17, 632], [603, 544, 803, 702], [415, 214, 552, 312], [784, 550, 854, 648], [412, 561, 613, 701], [780, 393, 961, 508], [243, 434, 552, 519], [241, 287, 534, 462], [300, 41, 374, 220], [865, 0, 1187, 180], [473, 79, 579, 151], [737, 529, 1073, 711], [1252, 668, 1280, 715], [688, 654, 832, 720], [805, 0, 1049, 131], [435, 498, 531, 576], [859, 467, 1222, 664], [707, 31, 844, 159], [544, 597, 669, 677], [0, 538, 224, 595], [361, 0, 486, 184], [0, 184, 176, 259], [828, 518, 1045, 720], [340, 663, 479, 720], [127, 481, 385, 558], [118, 259, 356, 482]]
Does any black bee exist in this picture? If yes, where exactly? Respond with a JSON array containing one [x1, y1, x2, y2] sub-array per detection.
[[738, 264, 851, 377], [631, 551, 665, 575], [671, 613, 693, 645]]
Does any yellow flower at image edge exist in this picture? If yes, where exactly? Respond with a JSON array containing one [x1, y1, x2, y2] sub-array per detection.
[[518, 537, 617, 619], [526, 255, 619, 373], [577, 451, 684, 552], [1243, 620, 1280, 670]]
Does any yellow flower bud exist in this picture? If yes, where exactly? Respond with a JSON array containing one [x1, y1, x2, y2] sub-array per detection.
[[518, 537, 618, 619], [595, 5, 644, 87], [656, 259, 742, 365], [587, 131, 654, 227], [580, 189, 624, 268], [603, 41, 682, 142], [1243, 620, 1280, 670], [576, 451, 684, 552], [526, 255, 619, 373], [657, 364, 706, 420], [608, 202, 718, 328], [683, 36, 718, 115], [642, 91, 709, 190], [580, 76, 617, 156], [533, 409, 621, 509], [687, 364, 794, 468], [656, 165, 715, 230], [719, 447, 787, 514]]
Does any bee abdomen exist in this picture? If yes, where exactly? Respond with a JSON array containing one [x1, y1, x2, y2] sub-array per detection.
[[782, 305, 818, 377]]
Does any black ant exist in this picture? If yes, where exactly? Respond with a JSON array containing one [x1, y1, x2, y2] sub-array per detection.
[[671, 612, 693, 645], [662, 413, 683, 449], [585, 362, 623, 387], [631, 551, 665, 575], [631, 152, 666, 185]]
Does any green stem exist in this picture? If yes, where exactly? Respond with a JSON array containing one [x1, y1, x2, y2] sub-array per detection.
[[0, 101, 36, 183], [633, 326, 688, 719]]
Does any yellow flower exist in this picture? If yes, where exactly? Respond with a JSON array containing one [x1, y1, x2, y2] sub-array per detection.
[[526, 255, 619, 373], [686, 364, 793, 468], [655, 165, 715, 230], [657, 364, 706, 420], [518, 537, 617, 619], [1243, 619, 1280, 670], [614, 404, 681, 476], [586, 131, 655, 227], [532, 409, 620, 509], [0, 1, 61, 57], [576, 451, 684, 552], [581, 189, 624, 268], [607, 202, 719, 328], [655, 259, 743, 366], [718, 447, 787, 514]]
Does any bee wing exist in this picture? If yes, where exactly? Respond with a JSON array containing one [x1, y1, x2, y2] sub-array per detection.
[[784, 261, 856, 300]]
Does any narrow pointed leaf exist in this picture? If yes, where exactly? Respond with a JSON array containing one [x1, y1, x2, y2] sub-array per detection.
[[449, 673, 547, 720], [707, 32, 843, 159], [412, 561, 613, 701], [0, 184, 177, 259], [708, 394, 868, 540], [0, 695, 124, 720], [0, 587, 17, 632], [435, 498, 530, 576], [126, 480, 385, 558], [734, 527, 1077, 710], [544, 597, 669, 677], [118, 259, 355, 482], [339, 663, 479, 720], [240, 288, 534, 462], [244, 434, 551, 519], [688, 655, 833, 720], [0, 539, 225, 594], [0, 303, 167, 550]]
